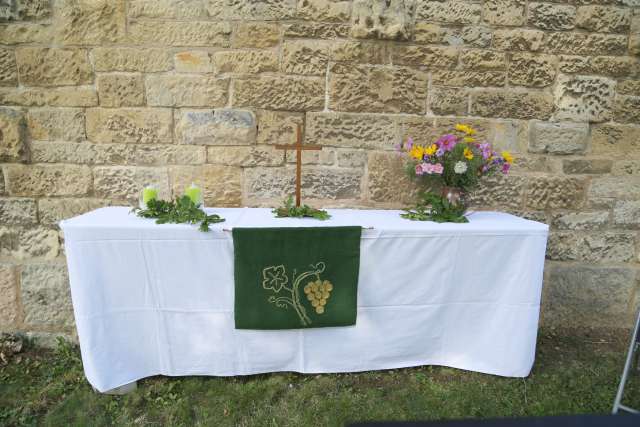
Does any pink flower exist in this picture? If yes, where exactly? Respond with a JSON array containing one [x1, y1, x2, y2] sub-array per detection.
[[405, 137, 414, 151], [420, 163, 444, 175], [502, 163, 511, 174], [415, 164, 424, 175], [432, 163, 444, 174], [436, 134, 458, 152]]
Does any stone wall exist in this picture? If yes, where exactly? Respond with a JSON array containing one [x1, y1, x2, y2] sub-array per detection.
[[0, 0, 639, 342]]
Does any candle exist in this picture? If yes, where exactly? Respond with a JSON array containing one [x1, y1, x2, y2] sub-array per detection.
[[185, 183, 202, 206], [142, 186, 158, 204]]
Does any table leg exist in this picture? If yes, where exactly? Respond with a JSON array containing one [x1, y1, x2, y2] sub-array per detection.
[[93, 381, 137, 395]]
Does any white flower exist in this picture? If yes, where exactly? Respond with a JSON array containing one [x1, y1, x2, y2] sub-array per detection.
[[454, 161, 468, 174]]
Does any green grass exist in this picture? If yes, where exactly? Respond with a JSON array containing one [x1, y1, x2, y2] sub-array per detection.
[[1, 329, 639, 426]]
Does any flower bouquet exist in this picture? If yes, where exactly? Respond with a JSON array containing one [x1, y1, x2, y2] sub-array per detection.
[[396, 124, 513, 223]]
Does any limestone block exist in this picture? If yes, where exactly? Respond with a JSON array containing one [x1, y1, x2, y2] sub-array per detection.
[[175, 51, 212, 73], [367, 152, 418, 205], [482, 0, 525, 26], [146, 74, 228, 107], [21, 263, 74, 329], [0, 197, 37, 225], [0, 86, 98, 107], [93, 48, 173, 72], [562, 160, 612, 175], [306, 112, 396, 150], [528, 121, 588, 155], [330, 40, 391, 64], [328, 63, 427, 114], [27, 108, 85, 141], [128, 20, 231, 47], [558, 55, 635, 78], [93, 166, 170, 201], [86, 108, 173, 144], [5, 164, 91, 197], [551, 211, 609, 230], [350, 0, 415, 40], [432, 70, 505, 87], [588, 176, 640, 206], [0, 22, 52, 44], [170, 165, 242, 206], [297, 0, 350, 21], [391, 45, 458, 69], [471, 90, 554, 120], [206, 146, 284, 167], [492, 29, 544, 51], [547, 232, 635, 263], [468, 174, 526, 209], [175, 109, 257, 145], [206, 0, 296, 20], [527, 2, 576, 31], [54, 0, 125, 44], [543, 32, 627, 55], [0, 48, 17, 86], [618, 80, 640, 96], [0, 107, 26, 162], [525, 177, 586, 209], [613, 95, 640, 124], [214, 50, 278, 74], [234, 76, 324, 111], [416, 1, 481, 24], [0, 0, 50, 21], [281, 40, 330, 75], [613, 200, 640, 228], [256, 110, 304, 145], [459, 49, 506, 70], [0, 265, 17, 327], [232, 22, 280, 48], [0, 226, 59, 260], [591, 124, 640, 158], [508, 53, 557, 87], [284, 22, 349, 38], [554, 75, 615, 122], [15, 48, 92, 87], [39, 198, 110, 225], [576, 6, 630, 33], [429, 87, 468, 116], [337, 150, 367, 168], [128, 0, 206, 19], [97, 74, 144, 108]]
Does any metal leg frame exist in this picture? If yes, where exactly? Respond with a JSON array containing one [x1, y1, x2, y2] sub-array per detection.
[[613, 307, 640, 414]]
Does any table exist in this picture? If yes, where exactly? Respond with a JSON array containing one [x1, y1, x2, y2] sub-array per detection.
[[60, 207, 548, 393]]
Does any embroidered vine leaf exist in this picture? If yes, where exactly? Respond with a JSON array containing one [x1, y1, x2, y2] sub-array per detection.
[[262, 265, 288, 293]]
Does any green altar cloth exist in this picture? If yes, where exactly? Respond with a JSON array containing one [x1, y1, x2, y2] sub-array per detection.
[[233, 227, 361, 329]]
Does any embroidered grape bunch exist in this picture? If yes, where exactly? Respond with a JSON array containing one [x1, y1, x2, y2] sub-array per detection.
[[304, 279, 333, 314]]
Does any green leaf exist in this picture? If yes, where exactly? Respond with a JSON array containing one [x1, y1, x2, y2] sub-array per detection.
[[272, 196, 331, 220], [133, 197, 225, 232]]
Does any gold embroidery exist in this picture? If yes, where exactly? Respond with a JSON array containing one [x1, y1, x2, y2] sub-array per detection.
[[262, 262, 329, 326]]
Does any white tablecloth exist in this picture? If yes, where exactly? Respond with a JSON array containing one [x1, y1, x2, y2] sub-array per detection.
[[61, 207, 548, 392]]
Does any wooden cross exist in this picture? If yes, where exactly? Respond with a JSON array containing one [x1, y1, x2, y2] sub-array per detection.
[[274, 124, 322, 207]]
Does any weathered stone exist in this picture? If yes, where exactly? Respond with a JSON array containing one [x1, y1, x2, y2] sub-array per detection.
[[306, 112, 396, 150], [146, 74, 227, 107], [27, 108, 85, 142], [433, 117, 526, 153], [613, 160, 640, 175], [207, 146, 284, 167], [284, 148, 335, 166], [245, 166, 362, 201], [337, 150, 367, 168], [588, 176, 640, 206], [483, 0, 525, 26], [544, 266, 637, 328], [508, 53, 557, 87], [350, 0, 415, 40], [93, 48, 173, 72], [526, 177, 586, 209], [391, 45, 458, 69], [128, 0, 206, 18], [528, 2, 576, 31], [0, 197, 37, 225], [0, 169, 4, 195], [174, 51, 212, 73], [5, 164, 91, 197], [551, 211, 609, 230], [563, 159, 613, 175], [471, 90, 554, 120], [281, 40, 329, 75], [0, 107, 26, 162], [0, 87, 97, 107], [233, 22, 280, 48], [15, 48, 92, 87], [175, 109, 256, 146], [554, 75, 615, 122], [234, 76, 324, 111], [613, 200, 640, 228], [613, 95, 640, 124], [0, 266, 17, 327], [547, 232, 635, 263], [298, 0, 350, 21], [330, 40, 391, 64], [256, 110, 304, 145], [283, 22, 349, 39], [417, 1, 481, 24], [128, 20, 231, 47], [430, 87, 468, 115], [206, 0, 296, 20], [86, 108, 173, 144], [576, 6, 630, 33], [492, 29, 544, 51], [55, 0, 125, 44], [416, 24, 492, 48], [93, 166, 170, 201], [0, 48, 17, 86], [97, 74, 144, 108], [459, 49, 506, 70], [214, 50, 278, 74], [0, 0, 50, 21], [432, 70, 505, 87], [513, 156, 557, 174], [397, 117, 437, 147], [21, 263, 73, 328], [0, 22, 52, 44], [39, 198, 110, 225], [329, 63, 427, 114], [618, 80, 640, 96], [170, 165, 242, 206], [468, 174, 526, 209], [543, 32, 628, 55], [0, 226, 59, 260], [528, 121, 589, 155], [367, 152, 418, 205], [558, 55, 636, 78], [591, 124, 640, 158]]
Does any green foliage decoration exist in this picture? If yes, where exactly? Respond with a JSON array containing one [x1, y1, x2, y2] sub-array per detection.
[[134, 196, 225, 232], [401, 192, 469, 223], [272, 196, 331, 220]]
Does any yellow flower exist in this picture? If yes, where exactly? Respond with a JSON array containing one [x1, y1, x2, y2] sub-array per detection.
[[464, 136, 475, 143], [409, 145, 425, 160], [424, 144, 437, 156], [455, 124, 476, 135], [463, 147, 474, 160], [502, 151, 514, 164]]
